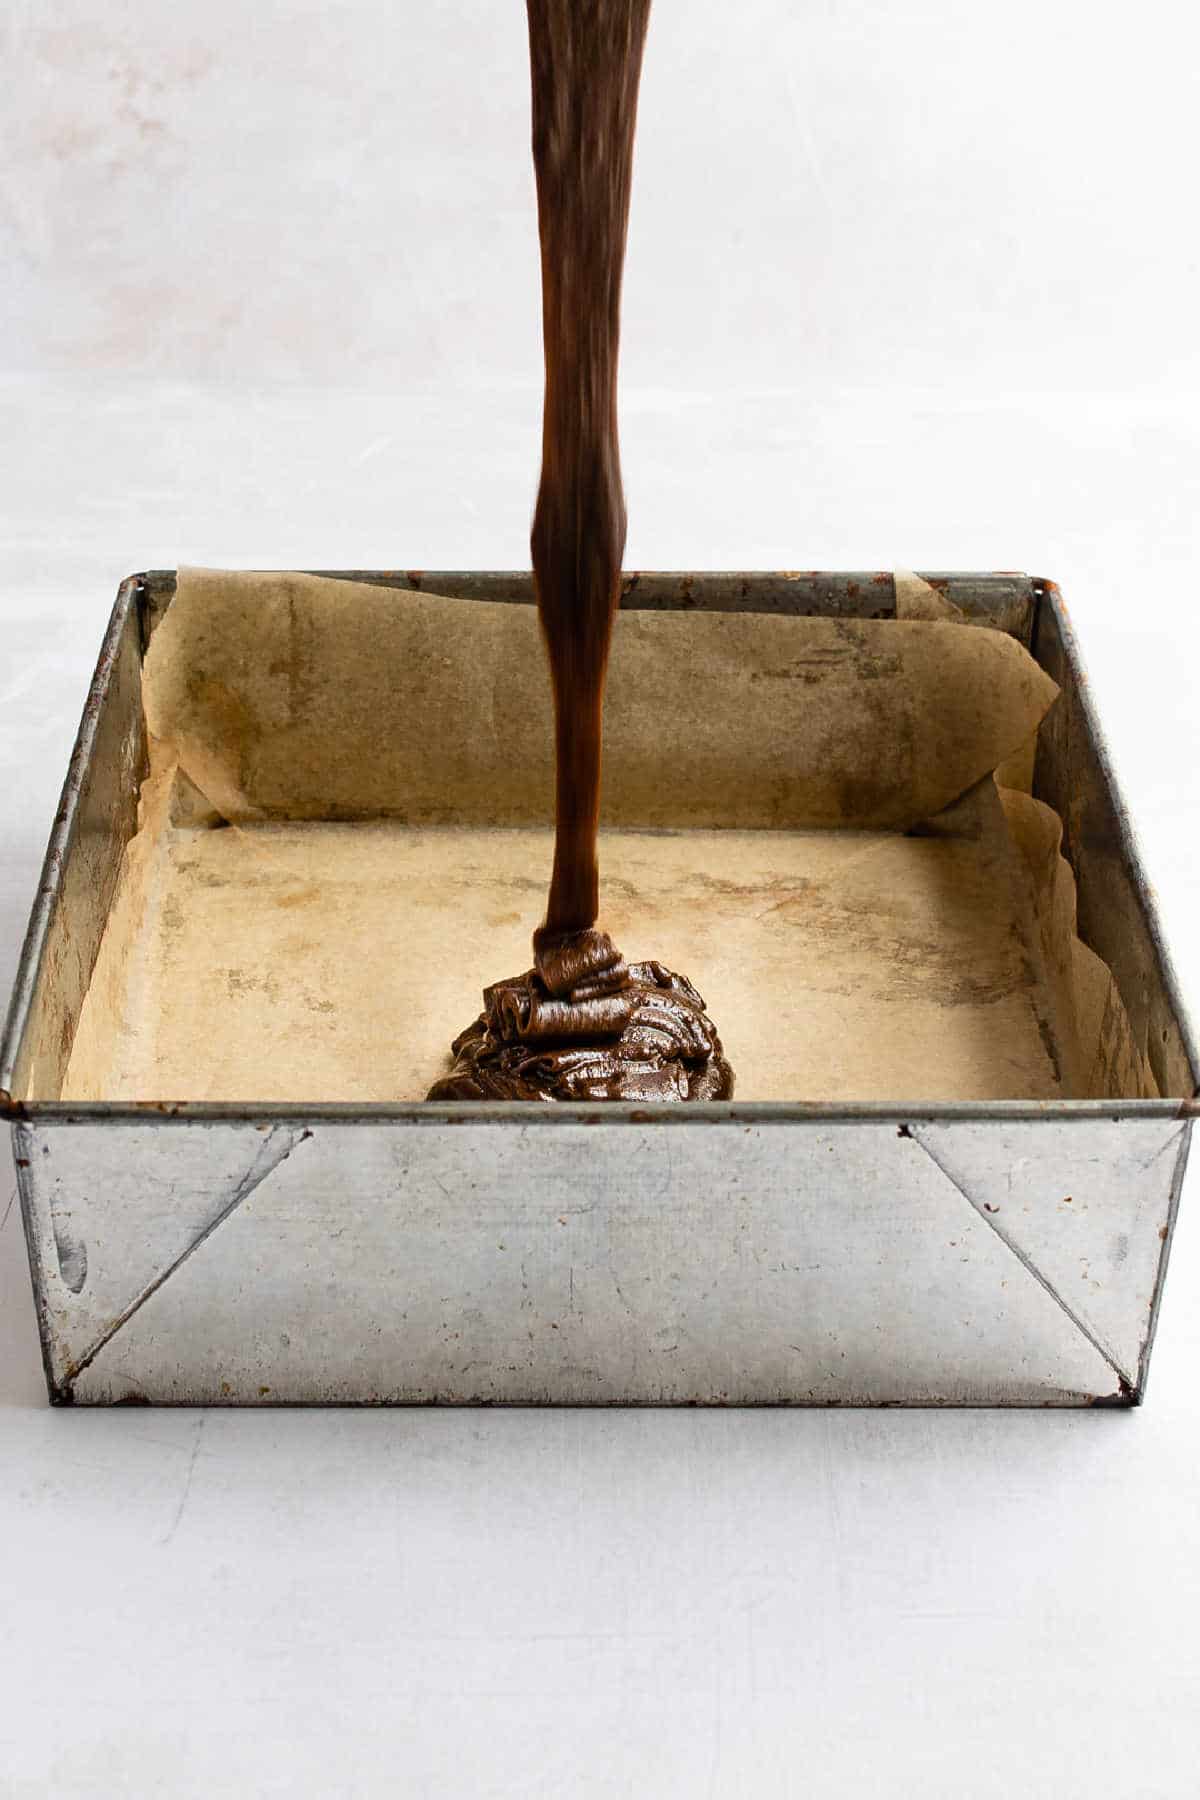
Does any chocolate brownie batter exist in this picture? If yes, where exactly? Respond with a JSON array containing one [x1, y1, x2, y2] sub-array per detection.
[[427, 962, 730, 1103], [429, 0, 732, 1102]]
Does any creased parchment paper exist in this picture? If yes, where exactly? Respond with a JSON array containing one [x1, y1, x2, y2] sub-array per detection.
[[143, 568, 1057, 831], [57, 570, 1151, 1104], [893, 567, 1037, 790], [998, 786, 1157, 1098]]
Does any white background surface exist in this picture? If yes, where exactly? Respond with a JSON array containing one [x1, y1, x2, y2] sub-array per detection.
[[3, 1, 1200, 1793]]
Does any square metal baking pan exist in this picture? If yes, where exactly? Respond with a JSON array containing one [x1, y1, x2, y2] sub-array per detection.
[[2, 570, 1196, 1407]]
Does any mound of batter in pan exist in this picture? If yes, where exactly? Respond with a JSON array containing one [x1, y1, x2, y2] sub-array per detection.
[[427, 946, 733, 1103]]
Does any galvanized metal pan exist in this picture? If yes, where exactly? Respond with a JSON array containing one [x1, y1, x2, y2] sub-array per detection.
[[2, 573, 1195, 1407]]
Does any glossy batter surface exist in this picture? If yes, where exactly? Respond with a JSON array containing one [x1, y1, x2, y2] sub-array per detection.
[[428, 960, 733, 1103]]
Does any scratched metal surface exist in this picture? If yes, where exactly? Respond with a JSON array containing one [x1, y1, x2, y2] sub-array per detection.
[[9, 1113, 1188, 1408], [2, 571, 1195, 1406], [1033, 581, 1199, 1100], [137, 567, 1037, 643], [0, 577, 145, 1108]]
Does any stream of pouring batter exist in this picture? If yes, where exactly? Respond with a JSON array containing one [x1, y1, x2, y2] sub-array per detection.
[[527, 0, 650, 1002], [427, 0, 731, 1101]]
